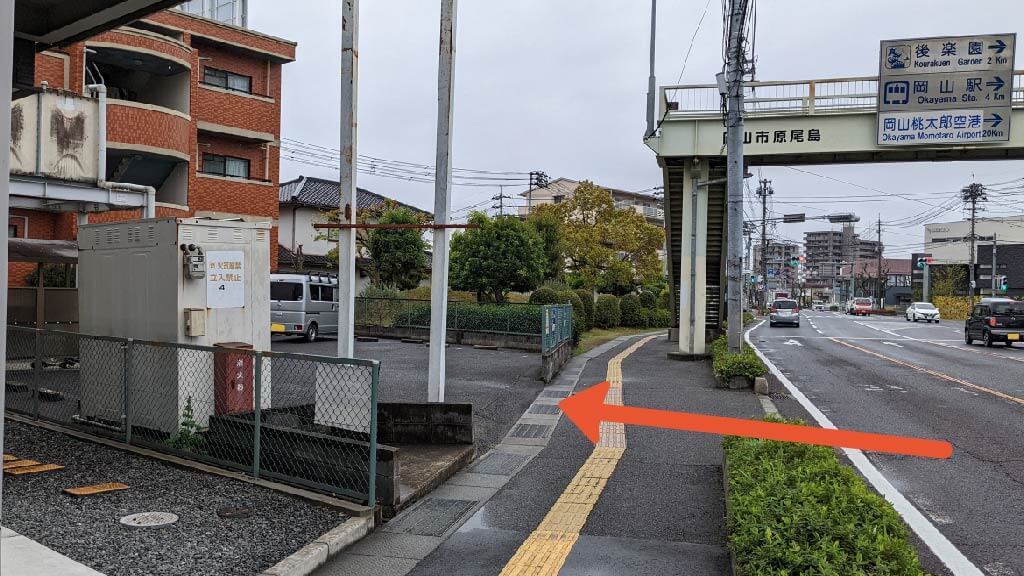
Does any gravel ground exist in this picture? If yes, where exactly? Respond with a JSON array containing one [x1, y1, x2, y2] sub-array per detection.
[[1, 420, 348, 576], [272, 337, 545, 453]]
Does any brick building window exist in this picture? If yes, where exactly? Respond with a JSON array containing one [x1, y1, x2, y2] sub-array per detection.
[[8, 225, 17, 238], [202, 153, 250, 179], [203, 67, 252, 94]]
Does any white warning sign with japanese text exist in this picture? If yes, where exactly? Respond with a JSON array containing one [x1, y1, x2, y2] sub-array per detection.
[[206, 251, 245, 309]]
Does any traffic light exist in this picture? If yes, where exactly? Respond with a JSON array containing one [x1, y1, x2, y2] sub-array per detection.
[[999, 275, 1009, 292], [916, 257, 934, 269]]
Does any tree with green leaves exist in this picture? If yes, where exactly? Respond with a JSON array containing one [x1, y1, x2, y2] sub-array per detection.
[[449, 212, 546, 303], [553, 181, 664, 294], [527, 205, 564, 281], [364, 208, 428, 290]]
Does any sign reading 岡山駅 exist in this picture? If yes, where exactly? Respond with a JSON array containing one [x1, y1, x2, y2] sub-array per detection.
[[877, 33, 1015, 146]]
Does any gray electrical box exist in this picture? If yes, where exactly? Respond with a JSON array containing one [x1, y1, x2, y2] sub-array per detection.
[[184, 308, 206, 336]]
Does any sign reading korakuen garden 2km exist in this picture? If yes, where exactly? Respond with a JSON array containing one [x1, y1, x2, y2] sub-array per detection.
[[878, 33, 1015, 145]]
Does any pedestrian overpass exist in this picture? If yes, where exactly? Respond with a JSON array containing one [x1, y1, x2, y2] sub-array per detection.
[[647, 73, 1024, 355]]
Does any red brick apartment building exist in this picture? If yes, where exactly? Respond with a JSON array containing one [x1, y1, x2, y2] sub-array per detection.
[[9, 4, 295, 285]]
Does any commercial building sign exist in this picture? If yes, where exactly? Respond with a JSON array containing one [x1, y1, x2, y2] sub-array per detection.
[[207, 251, 245, 309], [877, 34, 1015, 146]]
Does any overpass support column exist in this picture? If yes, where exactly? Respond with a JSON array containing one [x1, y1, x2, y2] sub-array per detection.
[[679, 160, 710, 356]]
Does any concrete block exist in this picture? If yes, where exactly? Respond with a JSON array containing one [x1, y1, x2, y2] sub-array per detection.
[[754, 377, 769, 395]]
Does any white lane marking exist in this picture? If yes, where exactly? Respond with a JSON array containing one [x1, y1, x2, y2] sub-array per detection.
[[745, 321, 985, 576], [784, 339, 803, 347], [814, 328, 824, 335], [883, 342, 904, 348]]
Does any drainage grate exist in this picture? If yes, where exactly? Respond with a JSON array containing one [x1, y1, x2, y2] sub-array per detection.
[[528, 404, 561, 415], [540, 390, 569, 398], [769, 392, 790, 401], [470, 452, 529, 476], [120, 512, 178, 528], [385, 498, 477, 537], [509, 423, 552, 439]]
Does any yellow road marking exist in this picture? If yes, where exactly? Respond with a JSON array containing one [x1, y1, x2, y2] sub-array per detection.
[[500, 335, 657, 576], [3, 459, 41, 471], [6, 463, 64, 476], [915, 338, 1024, 364], [64, 483, 130, 497], [832, 338, 1024, 406]]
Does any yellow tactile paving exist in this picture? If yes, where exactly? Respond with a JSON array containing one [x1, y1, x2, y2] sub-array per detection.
[[500, 335, 658, 576]]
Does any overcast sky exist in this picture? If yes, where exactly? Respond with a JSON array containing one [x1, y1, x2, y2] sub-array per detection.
[[249, 0, 1024, 258]]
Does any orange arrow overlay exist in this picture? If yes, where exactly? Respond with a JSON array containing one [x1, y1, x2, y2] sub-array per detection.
[[559, 382, 953, 460]]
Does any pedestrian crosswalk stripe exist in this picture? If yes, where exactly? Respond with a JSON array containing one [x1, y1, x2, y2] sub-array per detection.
[[499, 335, 657, 576]]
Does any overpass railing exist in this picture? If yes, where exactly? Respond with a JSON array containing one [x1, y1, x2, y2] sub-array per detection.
[[661, 72, 1024, 119]]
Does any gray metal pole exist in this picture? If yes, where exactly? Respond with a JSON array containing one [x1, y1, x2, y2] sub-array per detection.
[[923, 263, 930, 303], [992, 233, 998, 294], [644, 0, 657, 138], [0, 0, 14, 519], [725, 0, 748, 353], [428, 0, 457, 403], [689, 176, 698, 355], [337, 0, 360, 359]]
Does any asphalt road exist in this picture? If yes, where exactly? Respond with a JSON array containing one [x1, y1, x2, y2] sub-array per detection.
[[750, 311, 1024, 576]]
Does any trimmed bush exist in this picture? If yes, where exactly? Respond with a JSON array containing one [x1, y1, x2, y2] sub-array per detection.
[[529, 287, 562, 305], [400, 286, 477, 302], [620, 294, 643, 327], [559, 291, 586, 344], [393, 303, 543, 334], [933, 295, 972, 320], [593, 295, 621, 329], [709, 336, 767, 381], [650, 309, 672, 328], [639, 290, 658, 310], [725, 416, 925, 575], [638, 308, 653, 328], [574, 289, 595, 330]]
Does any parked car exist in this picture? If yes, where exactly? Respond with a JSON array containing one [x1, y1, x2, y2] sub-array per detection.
[[270, 273, 339, 342], [905, 302, 941, 323], [965, 299, 1024, 347], [769, 299, 800, 328], [847, 297, 873, 316]]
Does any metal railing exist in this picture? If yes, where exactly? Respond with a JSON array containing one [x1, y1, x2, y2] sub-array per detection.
[[541, 304, 573, 355], [4, 327, 379, 504], [354, 297, 545, 336], [661, 72, 1024, 118]]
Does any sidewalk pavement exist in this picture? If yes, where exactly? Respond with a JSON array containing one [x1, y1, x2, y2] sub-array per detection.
[[317, 333, 767, 576], [2, 527, 105, 576]]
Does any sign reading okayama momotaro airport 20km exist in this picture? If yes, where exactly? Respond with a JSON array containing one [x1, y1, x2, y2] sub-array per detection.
[[877, 33, 1015, 146]]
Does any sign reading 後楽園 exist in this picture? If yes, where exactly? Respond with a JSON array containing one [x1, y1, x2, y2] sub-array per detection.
[[877, 33, 1015, 146]]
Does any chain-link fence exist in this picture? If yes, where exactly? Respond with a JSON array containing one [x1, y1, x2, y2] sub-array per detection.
[[541, 304, 572, 355], [4, 327, 379, 504], [355, 297, 545, 336]]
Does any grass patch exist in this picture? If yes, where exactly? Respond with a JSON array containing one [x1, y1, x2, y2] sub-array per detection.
[[724, 416, 925, 575], [575, 327, 654, 355]]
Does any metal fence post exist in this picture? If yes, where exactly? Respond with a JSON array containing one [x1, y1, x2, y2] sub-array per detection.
[[32, 329, 42, 419], [367, 361, 378, 506], [253, 350, 262, 479], [123, 339, 134, 444]]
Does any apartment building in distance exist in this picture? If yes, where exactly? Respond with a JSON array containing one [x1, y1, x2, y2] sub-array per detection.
[[803, 223, 882, 288], [9, 0, 295, 285], [517, 178, 664, 227]]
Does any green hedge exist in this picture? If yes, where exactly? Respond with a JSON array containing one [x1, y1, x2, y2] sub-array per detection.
[[593, 295, 621, 328], [725, 417, 925, 575], [710, 336, 767, 380], [574, 289, 595, 331], [620, 294, 643, 327], [529, 287, 562, 305], [649, 309, 672, 328], [639, 290, 658, 310], [393, 303, 543, 334]]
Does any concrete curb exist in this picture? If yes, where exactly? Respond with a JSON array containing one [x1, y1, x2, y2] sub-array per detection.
[[260, 515, 375, 576]]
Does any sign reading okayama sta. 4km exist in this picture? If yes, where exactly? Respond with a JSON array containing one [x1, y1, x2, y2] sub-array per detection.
[[877, 33, 1015, 146]]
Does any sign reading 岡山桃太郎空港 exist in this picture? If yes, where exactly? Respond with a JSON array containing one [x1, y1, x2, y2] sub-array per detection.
[[878, 33, 1015, 146]]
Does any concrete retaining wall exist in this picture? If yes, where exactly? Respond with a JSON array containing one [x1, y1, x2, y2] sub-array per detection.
[[355, 325, 541, 352]]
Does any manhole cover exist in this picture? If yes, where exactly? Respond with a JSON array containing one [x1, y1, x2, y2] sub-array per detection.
[[119, 512, 178, 528], [385, 498, 476, 537], [216, 506, 252, 519]]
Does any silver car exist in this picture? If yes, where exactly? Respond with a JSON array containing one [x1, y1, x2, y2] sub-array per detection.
[[270, 273, 339, 342], [769, 299, 800, 328]]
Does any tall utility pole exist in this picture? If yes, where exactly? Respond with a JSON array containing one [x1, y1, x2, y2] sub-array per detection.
[[757, 179, 772, 308], [337, 0, 359, 359], [724, 0, 750, 353], [427, 0, 458, 403], [491, 186, 511, 216], [876, 215, 883, 308], [991, 233, 998, 294], [0, 0, 16, 519], [644, 0, 658, 138], [962, 182, 986, 304]]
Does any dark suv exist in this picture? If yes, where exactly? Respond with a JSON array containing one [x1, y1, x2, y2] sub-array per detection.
[[965, 299, 1024, 347]]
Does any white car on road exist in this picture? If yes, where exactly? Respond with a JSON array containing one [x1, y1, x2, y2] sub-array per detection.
[[905, 302, 940, 323]]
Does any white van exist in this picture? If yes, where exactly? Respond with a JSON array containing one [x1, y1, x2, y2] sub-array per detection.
[[270, 273, 339, 341]]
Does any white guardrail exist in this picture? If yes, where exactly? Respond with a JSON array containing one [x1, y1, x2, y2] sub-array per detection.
[[660, 72, 1024, 118]]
